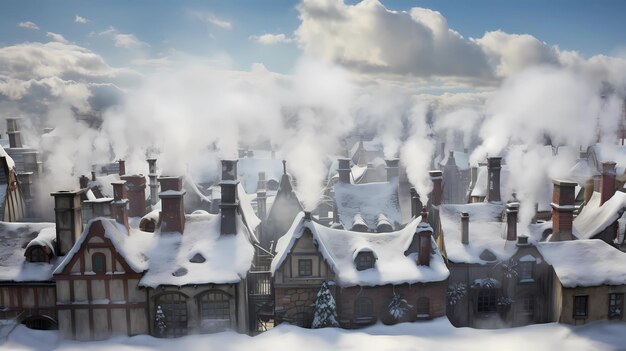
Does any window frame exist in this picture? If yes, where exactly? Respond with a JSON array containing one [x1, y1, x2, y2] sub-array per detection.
[[573, 295, 588, 319], [298, 259, 313, 277], [476, 289, 497, 314], [609, 293, 623, 319], [518, 261, 534, 282], [355, 252, 375, 271], [154, 292, 189, 338], [92, 253, 106, 274], [354, 297, 374, 324], [29, 247, 48, 263], [520, 294, 534, 315]]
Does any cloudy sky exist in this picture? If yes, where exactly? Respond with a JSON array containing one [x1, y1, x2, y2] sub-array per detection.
[[1, 0, 625, 210]]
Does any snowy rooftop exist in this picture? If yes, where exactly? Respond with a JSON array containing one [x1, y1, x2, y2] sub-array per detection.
[[574, 191, 626, 240], [591, 144, 626, 174], [140, 211, 255, 288], [272, 213, 449, 287], [439, 203, 549, 264], [237, 157, 285, 194], [334, 180, 401, 231], [0, 222, 57, 282], [439, 151, 469, 171], [537, 239, 626, 288]]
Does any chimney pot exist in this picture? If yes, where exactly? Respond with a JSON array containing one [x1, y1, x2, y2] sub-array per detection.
[[304, 211, 312, 221], [91, 171, 96, 181], [110, 181, 129, 230], [118, 160, 126, 176], [506, 203, 519, 241], [600, 161, 616, 205], [337, 158, 351, 184]]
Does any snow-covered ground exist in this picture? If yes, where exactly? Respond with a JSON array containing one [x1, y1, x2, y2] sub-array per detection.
[[2, 318, 626, 351]]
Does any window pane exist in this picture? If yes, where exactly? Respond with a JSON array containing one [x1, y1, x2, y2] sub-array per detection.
[[609, 293, 623, 319], [298, 259, 312, 277], [93, 254, 105, 273], [574, 296, 588, 318]]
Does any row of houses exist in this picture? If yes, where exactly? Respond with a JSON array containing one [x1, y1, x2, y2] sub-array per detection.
[[0, 136, 626, 341]]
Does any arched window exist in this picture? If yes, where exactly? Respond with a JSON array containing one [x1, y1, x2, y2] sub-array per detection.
[[355, 252, 376, 271], [22, 315, 58, 330], [154, 292, 188, 337], [416, 297, 430, 318], [92, 253, 106, 273], [29, 247, 47, 263], [354, 297, 374, 324], [198, 291, 231, 331], [477, 289, 497, 313]]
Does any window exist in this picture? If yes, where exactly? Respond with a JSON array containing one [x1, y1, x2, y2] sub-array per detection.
[[355, 252, 375, 271], [520, 295, 534, 315], [354, 297, 374, 323], [519, 262, 534, 281], [29, 247, 47, 263], [155, 293, 188, 337], [92, 253, 105, 273], [477, 289, 497, 313], [573, 295, 588, 318], [416, 297, 430, 318], [298, 259, 312, 277], [609, 293, 623, 319], [199, 291, 230, 320]]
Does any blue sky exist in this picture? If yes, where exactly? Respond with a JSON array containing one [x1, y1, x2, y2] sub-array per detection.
[[1, 0, 625, 73]]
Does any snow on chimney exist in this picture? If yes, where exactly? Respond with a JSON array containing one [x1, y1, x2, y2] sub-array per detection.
[[158, 176, 185, 234], [220, 160, 239, 235], [110, 181, 129, 230], [51, 189, 84, 256], [600, 161, 616, 205], [337, 158, 351, 183], [506, 203, 519, 241], [385, 158, 399, 181], [550, 179, 577, 241], [429, 170, 443, 206], [487, 157, 502, 202], [147, 158, 159, 206], [118, 160, 126, 176], [461, 212, 469, 245], [6, 117, 22, 148], [120, 174, 147, 217]]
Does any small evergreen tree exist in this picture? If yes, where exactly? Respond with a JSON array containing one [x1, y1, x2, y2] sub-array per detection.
[[388, 291, 412, 321], [312, 281, 339, 328], [155, 305, 167, 336]]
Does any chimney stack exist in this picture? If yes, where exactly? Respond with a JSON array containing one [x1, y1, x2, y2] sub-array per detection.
[[120, 174, 147, 217], [256, 172, 267, 220], [220, 160, 239, 235], [51, 189, 84, 256], [461, 212, 469, 245], [506, 203, 519, 241], [417, 223, 432, 266], [110, 181, 129, 230], [429, 170, 443, 206], [600, 161, 616, 205], [147, 158, 159, 206], [487, 157, 502, 202], [158, 176, 185, 234], [6, 117, 22, 148], [385, 159, 400, 181], [91, 171, 96, 182], [550, 179, 577, 241], [117, 160, 126, 176], [337, 158, 351, 183], [79, 175, 89, 189], [304, 211, 312, 221]]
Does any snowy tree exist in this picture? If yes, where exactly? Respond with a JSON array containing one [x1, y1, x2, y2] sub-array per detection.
[[388, 292, 412, 321], [155, 305, 167, 336], [446, 282, 468, 306], [312, 281, 339, 328]]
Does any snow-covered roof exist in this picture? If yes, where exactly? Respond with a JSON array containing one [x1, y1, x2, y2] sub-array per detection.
[[439, 151, 469, 171], [591, 144, 626, 174], [0, 222, 57, 282], [271, 213, 449, 287], [237, 157, 284, 194], [574, 191, 626, 240], [54, 218, 152, 274], [537, 239, 626, 288], [0, 145, 15, 170], [439, 203, 549, 264], [568, 157, 594, 185], [140, 211, 255, 288], [334, 180, 401, 231]]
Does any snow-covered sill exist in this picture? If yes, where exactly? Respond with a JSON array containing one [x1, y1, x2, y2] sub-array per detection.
[[519, 279, 535, 284]]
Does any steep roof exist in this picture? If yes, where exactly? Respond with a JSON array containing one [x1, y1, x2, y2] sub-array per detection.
[[574, 191, 626, 240], [537, 239, 626, 288], [0, 222, 57, 282], [334, 180, 401, 231], [271, 213, 449, 287]]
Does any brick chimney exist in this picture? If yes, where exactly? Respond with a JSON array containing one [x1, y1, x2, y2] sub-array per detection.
[[220, 160, 239, 235], [51, 189, 84, 256], [120, 174, 147, 217], [147, 158, 159, 206], [600, 161, 616, 205], [506, 203, 519, 241], [110, 181, 129, 230], [158, 176, 185, 234], [118, 160, 126, 176], [79, 175, 89, 189], [417, 223, 432, 266], [91, 171, 96, 181], [461, 212, 469, 245], [550, 179, 577, 241], [6, 117, 22, 148], [487, 157, 502, 202], [337, 158, 351, 183], [256, 172, 267, 220], [385, 159, 399, 181], [429, 170, 443, 206]]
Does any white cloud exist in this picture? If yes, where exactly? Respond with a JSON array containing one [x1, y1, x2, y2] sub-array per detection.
[[17, 21, 39, 30], [74, 15, 89, 24], [190, 11, 232, 29], [46, 32, 69, 44], [99, 27, 150, 49], [249, 33, 293, 45]]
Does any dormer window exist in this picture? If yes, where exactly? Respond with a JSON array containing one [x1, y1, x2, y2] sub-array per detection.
[[355, 251, 376, 271], [27, 246, 48, 263], [518, 261, 534, 282], [92, 253, 106, 273]]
